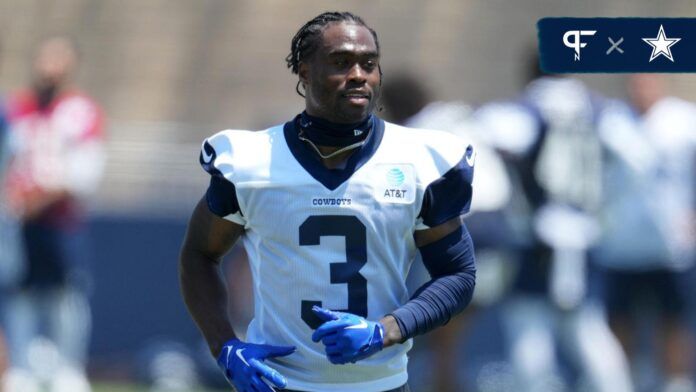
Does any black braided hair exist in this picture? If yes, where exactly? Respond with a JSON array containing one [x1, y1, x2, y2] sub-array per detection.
[[286, 12, 381, 96]]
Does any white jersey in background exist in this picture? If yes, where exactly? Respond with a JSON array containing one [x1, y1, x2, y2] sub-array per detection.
[[598, 97, 696, 271], [200, 117, 474, 392], [406, 101, 511, 213]]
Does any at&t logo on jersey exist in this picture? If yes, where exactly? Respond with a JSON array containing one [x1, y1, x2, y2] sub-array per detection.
[[375, 164, 416, 204], [386, 168, 405, 187]]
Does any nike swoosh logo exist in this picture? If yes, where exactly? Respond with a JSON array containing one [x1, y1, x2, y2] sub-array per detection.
[[345, 319, 369, 330], [465, 150, 476, 167], [235, 348, 250, 366], [202, 144, 214, 164]]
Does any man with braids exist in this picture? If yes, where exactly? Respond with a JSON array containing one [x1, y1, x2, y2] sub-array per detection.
[[180, 11, 476, 392]]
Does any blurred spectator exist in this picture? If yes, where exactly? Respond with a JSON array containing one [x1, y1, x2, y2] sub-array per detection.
[[381, 73, 516, 392], [475, 64, 633, 391], [1, 37, 105, 392], [596, 74, 695, 392]]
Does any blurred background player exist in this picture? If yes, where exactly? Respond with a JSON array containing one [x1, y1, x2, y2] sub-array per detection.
[[474, 58, 634, 391], [381, 73, 515, 392], [1, 37, 105, 392], [596, 73, 696, 392]]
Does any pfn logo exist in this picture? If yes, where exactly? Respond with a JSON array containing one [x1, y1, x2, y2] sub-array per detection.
[[563, 30, 596, 60]]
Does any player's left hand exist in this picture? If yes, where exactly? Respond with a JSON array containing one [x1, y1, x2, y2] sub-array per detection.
[[311, 305, 384, 364]]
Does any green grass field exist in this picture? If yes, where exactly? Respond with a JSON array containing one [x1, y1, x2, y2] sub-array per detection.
[[94, 383, 226, 392]]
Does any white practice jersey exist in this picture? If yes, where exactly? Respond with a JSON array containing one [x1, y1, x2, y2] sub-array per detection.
[[200, 116, 474, 391]]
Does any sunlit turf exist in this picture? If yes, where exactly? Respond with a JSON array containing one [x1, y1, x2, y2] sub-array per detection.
[[94, 383, 227, 392]]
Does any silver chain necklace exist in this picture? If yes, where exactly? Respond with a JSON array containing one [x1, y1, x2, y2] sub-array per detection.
[[297, 129, 367, 159]]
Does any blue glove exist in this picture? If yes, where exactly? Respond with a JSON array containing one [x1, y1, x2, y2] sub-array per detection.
[[311, 306, 384, 364], [217, 338, 295, 392]]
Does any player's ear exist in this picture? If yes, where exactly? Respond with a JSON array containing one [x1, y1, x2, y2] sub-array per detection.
[[298, 62, 310, 87]]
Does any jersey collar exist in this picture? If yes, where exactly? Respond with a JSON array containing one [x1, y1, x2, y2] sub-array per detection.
[[283, 114, 385, 191]]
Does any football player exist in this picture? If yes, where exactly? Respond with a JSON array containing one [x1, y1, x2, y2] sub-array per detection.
[[2, 36, 104, 392], [180, 12, 476, 392], [474, 58, 633, 392]]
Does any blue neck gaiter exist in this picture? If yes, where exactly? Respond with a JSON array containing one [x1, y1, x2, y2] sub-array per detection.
[[298, 111, 373, 147]]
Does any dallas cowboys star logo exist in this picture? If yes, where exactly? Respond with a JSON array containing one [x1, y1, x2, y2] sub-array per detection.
[[642, 25, 681, 62]]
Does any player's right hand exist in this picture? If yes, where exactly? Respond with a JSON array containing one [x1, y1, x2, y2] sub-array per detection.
[[217, 338, 295, 392]]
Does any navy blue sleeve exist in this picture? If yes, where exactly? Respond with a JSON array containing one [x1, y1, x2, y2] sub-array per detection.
[[205, 176, 242, 218], [200, 140, 242, 219], [390, 224, 476, 340], [418, 145, 475, 227]]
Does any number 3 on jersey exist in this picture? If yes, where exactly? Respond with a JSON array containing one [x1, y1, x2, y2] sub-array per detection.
[[299, 215, 368, 329]]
